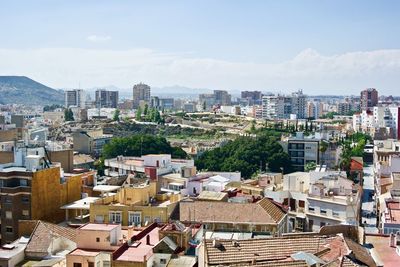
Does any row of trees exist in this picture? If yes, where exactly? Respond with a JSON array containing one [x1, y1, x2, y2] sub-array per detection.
[[261, 119, 318, 134], [43, 104, 63, 112], [136, 104, 163, 124], [195, 134, 292, 178]]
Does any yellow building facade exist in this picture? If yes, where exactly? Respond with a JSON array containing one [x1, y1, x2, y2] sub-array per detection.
[[90, 182, 180, 227]]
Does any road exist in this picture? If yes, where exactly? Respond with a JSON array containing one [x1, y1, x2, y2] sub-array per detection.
[[361, 165, 378, 234]]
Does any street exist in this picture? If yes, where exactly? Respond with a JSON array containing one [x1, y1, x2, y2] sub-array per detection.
[[361, 165, 378, 234]]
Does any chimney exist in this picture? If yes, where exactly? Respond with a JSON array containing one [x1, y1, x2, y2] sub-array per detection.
[[146, 234, 150, 245]]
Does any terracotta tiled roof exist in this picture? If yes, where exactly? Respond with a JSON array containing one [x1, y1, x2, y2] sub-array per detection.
[[344, 238, 376, 267], [204, 234, 372, 267], [257, 198, 286, 222], [179, 198, 285, 225], [205, 235, 334, 266], [242, 260, 308, 267], [341, 256, 363, 267], [25, 221, 77, 256]]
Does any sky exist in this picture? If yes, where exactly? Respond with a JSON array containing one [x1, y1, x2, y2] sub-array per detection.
[[1, 0, 400, 95]]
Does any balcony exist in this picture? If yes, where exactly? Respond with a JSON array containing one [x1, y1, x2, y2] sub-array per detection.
[[0, 186, 31, 194]]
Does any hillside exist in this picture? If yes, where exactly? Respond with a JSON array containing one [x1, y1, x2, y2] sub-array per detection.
[[0, 76, 64, 105]]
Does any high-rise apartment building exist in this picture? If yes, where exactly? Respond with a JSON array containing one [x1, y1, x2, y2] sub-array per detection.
[[65, 89, 86, 108], [262, 90, 306, 119], [132, 83, 151, 108], [360, 88, 378, 110], [291, 90, 306, 119], [214, 90, 231, 106], [95, 89, 119, 108], [241, 91, 262, 100], [199, 90, 231, 110], [337, 102, 352, 115]]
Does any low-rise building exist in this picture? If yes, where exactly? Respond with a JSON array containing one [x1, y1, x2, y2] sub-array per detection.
[[66, 223, 122, 267], [104, 154, 194, 179], [281, 132, 320, 171], [265, 171, 361, 233], [90, 181, 180, 227], [72, 129, 112, 157], [0, 237, 28, 267], [198, 232, 376, 267], [178, 198, 287, 236]]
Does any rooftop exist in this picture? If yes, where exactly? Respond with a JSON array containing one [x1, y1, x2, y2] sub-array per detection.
[[69, 248, 102, 257], [179, 198, 286, 225], [61, 197, 100, 210], [385, 199, 400, 224], [25, 221, 77, 256], [0, 237, 29, 259], [114, 224, 160, 262], [204, 234, 374, 266], [197, 191, 227, 201], [365, 234, 399, 267], [80, 223, 120, 231]]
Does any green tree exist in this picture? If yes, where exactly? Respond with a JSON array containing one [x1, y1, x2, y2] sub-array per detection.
[[195, 134, 292, 178], [64, 108, 74, 121], [144, 104, 149, 115], [250, 120, 256, 133], [202, 101, 207, 111], [135, 107, 142, 121], [268, 152, 292, 173], [113, 109, 120, 121], [102, 134, 188, 159], [305, 161, 317, 172]]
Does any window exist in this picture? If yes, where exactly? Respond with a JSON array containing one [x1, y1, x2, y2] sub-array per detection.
[[88, 262, 94, 267], [308, 206, 315, 212], [20, 179, 28, 186], [320, 209, 327, 215], [96, 237, 100, 242], [160, 258, 167, 264], [144, 216, 151, 224], [73, 263, 82, 267], [109, 212, 122, 223], [22, 196, 29, 203], [5, 211, 12, 219], [5, 198, 12, 203], [6, 226, 13, 233], [22, 210, 29, 216], [95, 215, 104, 223], [128, 212, 141, 226], [333, 211, 340, 217], [320, 222, 326, 228], [308, 220, 314, 231]]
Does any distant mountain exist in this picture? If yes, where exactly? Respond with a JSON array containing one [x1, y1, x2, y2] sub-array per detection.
[[0, 76, 64, 105]]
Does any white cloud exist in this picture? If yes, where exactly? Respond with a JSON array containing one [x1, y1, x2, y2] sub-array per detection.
[[0, 47, 400, 95], [86, 35, 111, 42]]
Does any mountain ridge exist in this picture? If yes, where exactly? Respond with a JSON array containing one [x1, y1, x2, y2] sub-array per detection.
[[0, 76, 64, 105]]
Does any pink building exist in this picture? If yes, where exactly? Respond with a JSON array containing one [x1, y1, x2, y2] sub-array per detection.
[[66, 223, 123, 267]]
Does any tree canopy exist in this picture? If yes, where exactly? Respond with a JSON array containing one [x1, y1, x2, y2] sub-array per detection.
[[64, 108, 74, 121], [102, 134, 188, 159], [112, 109, 120, 121], [339, 133, 371, 177], [195, 134, 292, 178]]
